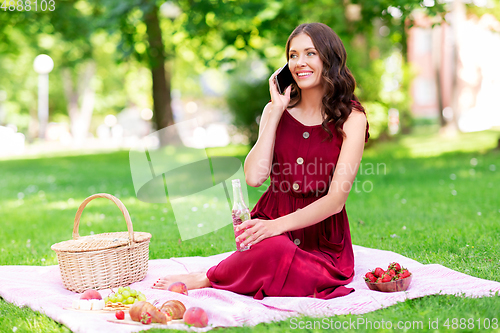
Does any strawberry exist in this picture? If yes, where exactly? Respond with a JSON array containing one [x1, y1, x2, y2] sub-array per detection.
[[388, 262, 401, 272], [376, 277, 383, 283], [388, 269, 396, 277], [381, 274, 392, 283], [365, 272, 377, 282], [141, 312, 152, 325], [373, 267, 385, 278], [399, 269, 411, 279], [115, 310, 125, 320]]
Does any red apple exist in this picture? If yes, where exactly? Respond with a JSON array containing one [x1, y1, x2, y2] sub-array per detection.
[[80, 289, 102, 300], [183, 307, 208, 328], [167, 281, 188, 296]]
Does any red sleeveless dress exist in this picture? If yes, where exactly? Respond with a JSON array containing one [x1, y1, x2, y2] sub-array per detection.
[[207, 103, 369, 300]]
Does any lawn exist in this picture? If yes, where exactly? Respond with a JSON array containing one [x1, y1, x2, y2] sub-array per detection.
[[1, 129, 500, 333]]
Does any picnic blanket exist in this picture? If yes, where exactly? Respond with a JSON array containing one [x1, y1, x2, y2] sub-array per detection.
[[0, 245, 499, 333]]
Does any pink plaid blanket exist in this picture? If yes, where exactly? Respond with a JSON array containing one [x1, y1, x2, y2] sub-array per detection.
[[0, 245, 499, 332]]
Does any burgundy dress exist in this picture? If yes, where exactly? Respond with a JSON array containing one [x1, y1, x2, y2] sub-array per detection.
[[207, 104, 369, 300]]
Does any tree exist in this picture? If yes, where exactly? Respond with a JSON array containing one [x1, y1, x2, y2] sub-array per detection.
[[2, 0, 179, 144], [170, 0, 447, 140], [61, 61, 96, 145], [0, 2, 96, 141], [143, 1, 177, 143], [0, 0, 452, 144], [88, 0, 181, 145]]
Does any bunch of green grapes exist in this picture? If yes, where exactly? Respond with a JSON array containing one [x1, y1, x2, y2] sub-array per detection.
[[104, 286, 147, 305]]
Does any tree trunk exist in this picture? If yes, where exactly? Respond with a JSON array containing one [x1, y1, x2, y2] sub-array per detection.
[[432, 25, 446, 127], [143, 1, 180, 146], [449, 0, 464, 133], [62, 62, 96, 146], [78, 62, 96, 143]]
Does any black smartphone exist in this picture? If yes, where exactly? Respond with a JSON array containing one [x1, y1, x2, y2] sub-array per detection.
[[275, 63, 295, 95]]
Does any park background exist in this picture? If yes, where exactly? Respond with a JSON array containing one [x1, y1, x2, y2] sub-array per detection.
[[1, 0, 500, 332]]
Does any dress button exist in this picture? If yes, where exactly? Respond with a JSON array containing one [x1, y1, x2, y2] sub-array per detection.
[[303, 131, 310, 139], [292, 183, 299, 191], [296, 157, 304, 165], [294, 239, 301, 246]]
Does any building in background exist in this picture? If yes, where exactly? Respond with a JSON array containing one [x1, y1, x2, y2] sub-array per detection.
[[407, 5, 500, 132]]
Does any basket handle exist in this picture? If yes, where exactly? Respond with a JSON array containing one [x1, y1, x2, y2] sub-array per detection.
[[73, 193, 135, 245]]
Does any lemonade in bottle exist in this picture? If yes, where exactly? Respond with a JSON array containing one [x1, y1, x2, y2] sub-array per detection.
[[231, 179, 251, 251]]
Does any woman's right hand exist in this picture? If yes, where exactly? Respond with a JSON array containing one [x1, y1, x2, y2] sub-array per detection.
[[268, 68, 292, 115]]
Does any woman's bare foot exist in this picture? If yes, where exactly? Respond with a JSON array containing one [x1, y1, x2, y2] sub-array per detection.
[[152, 271, 211, 290]]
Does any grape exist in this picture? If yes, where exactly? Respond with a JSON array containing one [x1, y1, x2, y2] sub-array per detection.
[[106, 288, 146, 306]]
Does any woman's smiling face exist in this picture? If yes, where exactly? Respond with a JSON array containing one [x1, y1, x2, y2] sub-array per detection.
[[288, 33, 324, 91]]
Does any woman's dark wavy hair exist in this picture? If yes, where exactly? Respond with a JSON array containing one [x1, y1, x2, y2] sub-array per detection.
[[286, 23, 364, 140]]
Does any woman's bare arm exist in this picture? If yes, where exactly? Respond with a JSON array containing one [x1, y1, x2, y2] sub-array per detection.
[[244, 103, 280, 187]]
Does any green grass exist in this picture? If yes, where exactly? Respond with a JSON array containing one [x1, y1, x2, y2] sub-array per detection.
[[1, 129, 500, 333]]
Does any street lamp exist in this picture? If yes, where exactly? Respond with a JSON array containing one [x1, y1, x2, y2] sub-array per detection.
[[160, 1, 181, 19], [33, 54, 54, 140]]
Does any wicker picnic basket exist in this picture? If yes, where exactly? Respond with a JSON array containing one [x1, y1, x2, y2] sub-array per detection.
[[51, 193, 152, 293]]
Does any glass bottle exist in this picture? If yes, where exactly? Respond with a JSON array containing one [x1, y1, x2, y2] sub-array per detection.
[[231, 179, 251, 252]]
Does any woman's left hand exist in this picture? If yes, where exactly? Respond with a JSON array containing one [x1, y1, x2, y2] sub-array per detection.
[[235, 218, 281, 248]]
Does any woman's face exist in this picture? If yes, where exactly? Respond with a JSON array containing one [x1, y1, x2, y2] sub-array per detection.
[[288, 33, 324, 91]]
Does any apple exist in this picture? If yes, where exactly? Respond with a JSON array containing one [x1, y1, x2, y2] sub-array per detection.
[[183, 307, 208, 328], [167, 282, 188, 296], [77, 289, 103, 310], [80, 289, 102, 300]]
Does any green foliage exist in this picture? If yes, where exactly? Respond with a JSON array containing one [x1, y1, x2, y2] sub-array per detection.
[[225, 61, 270, 145], [0, 0, 476, 142], [466, 1, 500, 22], [173, 0, 447, 139], [362, 101, 388, 140], [0, 36, 38, 132], [202, 0, 448, 141], [0, 1, 138, 137]]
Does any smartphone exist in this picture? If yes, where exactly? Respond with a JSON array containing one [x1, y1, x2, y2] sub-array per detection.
[[275, 63, 295, 95]]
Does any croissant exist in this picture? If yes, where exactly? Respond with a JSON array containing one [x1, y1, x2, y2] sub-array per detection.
[[129, 301, 171, 324], [160, 300, 186, 320]]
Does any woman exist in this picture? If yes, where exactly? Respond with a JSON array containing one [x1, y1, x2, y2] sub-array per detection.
[[154, 22, 369, 299]]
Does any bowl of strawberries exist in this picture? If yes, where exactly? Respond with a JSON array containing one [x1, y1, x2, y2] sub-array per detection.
[[364, 262, 412, 292]]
